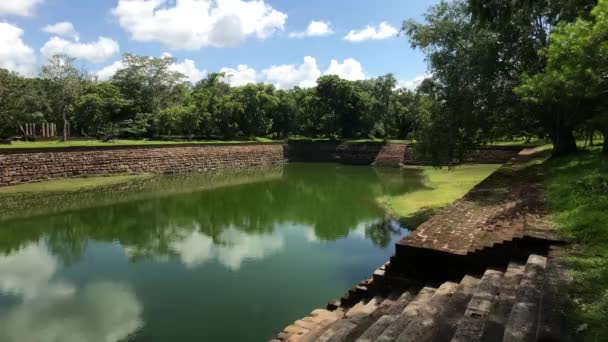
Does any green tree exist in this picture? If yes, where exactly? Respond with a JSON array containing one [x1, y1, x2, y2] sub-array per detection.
[[41, 54, 88, 141], [74, 82, 126, 136], [111, 53, 187, 134], [516, 0, 608, 154]]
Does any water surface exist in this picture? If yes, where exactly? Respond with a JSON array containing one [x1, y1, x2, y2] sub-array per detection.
[[0, 163, 431, 342]]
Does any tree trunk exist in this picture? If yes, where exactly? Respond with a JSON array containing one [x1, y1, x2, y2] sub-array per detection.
[[551, 125, 578, 156]]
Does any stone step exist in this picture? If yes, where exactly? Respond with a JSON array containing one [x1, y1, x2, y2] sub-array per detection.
[[450, 269, 505, 342], [317, 296, 383, 342], [293, 310, 345, 342], [375, 287, 437, 342], [395, 275, 480, 342], [502, 254, 547, 342], [537, 248, 573, 342], [347, 290, 417, 341], [355, 289, 418, 342], [332, 295, 402, 342]]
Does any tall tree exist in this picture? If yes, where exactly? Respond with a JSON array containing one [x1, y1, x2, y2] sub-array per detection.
[[41, 54, 88, 141], [111, 54, 187, 122], [516, 0, 608, 154]]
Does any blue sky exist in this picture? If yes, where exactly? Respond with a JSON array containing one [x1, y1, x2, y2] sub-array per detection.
[[0, 0, 441, 88]]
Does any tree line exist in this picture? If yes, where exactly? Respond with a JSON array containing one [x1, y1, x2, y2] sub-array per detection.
[[404, 0, 607, 163], [0, 53, 428, 142]]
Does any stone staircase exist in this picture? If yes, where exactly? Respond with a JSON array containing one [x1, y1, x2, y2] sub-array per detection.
[[272, 253, 571, 342], [372, 144, 407, 168]]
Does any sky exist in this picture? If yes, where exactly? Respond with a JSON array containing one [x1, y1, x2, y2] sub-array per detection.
[[0, 0, 441, 89]]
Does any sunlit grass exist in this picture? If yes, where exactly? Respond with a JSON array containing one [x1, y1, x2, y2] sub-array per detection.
[[544, 147, 608, 339], [378, 164, 501, 227], [0, 174, 151, 194]]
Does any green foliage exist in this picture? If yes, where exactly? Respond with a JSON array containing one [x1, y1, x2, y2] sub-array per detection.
[[0, 49, 424, 143], [544, 149, 608, 339], [516, 0, 608, 154]]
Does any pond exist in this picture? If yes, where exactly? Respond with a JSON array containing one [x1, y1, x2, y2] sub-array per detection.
[[0, 163, 441, 342]]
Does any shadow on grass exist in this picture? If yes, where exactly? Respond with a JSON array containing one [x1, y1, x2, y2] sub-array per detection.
[[544, 148, 608, 340]]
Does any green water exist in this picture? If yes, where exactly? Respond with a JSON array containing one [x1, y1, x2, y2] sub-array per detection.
[[0, 163, 432, 342]]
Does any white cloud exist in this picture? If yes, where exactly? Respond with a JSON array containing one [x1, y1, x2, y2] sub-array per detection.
[[289, 20, 333, 38], [0, 22, 36, 76], [96, 60, 124, 80], [398, 74, 429, 90], [262, 56, 321, 89], [220, 64, 257, 86], [0, 243, 143, 342], [0, 282, 143, 342], [169, 59, 207, 84], [344, 21, 398, 42], [0, 244, 72, 300], [171, 227, 284, 271], [0, 0, 44, 16], [112, 0, 287, 50], [324, 58, 365, 81], [42, 22, 79, 41], [41, 36, 120, 63]]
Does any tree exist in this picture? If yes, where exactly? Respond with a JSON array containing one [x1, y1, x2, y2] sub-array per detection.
[[41, 54, 88, 141], [111, 53, 188, 133], [516, 0, 608, 154], [316, 75, 368, 139], [371, 74, 398, 140], [232, 83, 277, 137], [75, 82, 126, 136]]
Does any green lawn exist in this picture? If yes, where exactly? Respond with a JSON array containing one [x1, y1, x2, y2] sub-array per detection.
[[544, 147, 608, 340], [377, 164, 501, 227], [0, 138, 279, 149], [0, 174, 151, 194]]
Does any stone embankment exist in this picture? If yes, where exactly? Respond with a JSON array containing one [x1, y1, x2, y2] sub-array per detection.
[[0, 144, 286, 186], [273, 147, 572, 342], [0, 142, 522, 187]]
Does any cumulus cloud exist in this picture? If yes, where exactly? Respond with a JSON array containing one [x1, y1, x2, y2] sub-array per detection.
[[112, 0, 287, 50], [344, 21, 398, 42], [0, 22, 36, 76], [169, 59, 207, 83], [41, 36, 120, 63], [95, 60, 124, 80], [398, 74, 430, 90], [171, 227, 284, 271], [0, 282, 143, 342], [325, 58, 365, 81], [0, 0, 44, 16], [42, 22, 79, 41], [0, 244, 144, 342], [220, 64, 257, 86], [262, 56, 321, 89], [0, 244, 72, 300], [289, 20, 333, 38]]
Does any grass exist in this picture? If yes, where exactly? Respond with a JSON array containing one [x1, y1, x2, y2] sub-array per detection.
[[543, 147, 608, 340], [378, 164, 501, 228], [0, 138, 281, 149], [0, 174, 151, 194]]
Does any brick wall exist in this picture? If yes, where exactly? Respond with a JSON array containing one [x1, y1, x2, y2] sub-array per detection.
[[0, 142, 524, 187], [0, 144, 286, 186]]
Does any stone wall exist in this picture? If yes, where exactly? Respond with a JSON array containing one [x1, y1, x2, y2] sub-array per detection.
[[0, 142, 524, 187], [0, 144, 286, 186], [403, 145, 523, 165]]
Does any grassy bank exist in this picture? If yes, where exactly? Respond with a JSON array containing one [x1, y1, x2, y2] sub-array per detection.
[[378, 164, 501, 228], [0, 174, 150, 194], [544, 148, 608, 340]]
